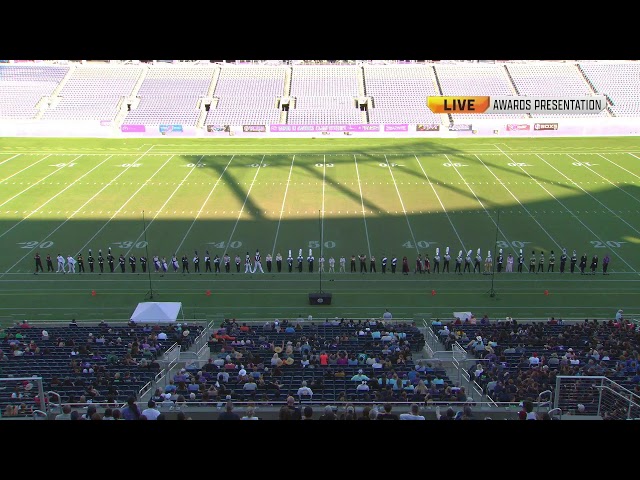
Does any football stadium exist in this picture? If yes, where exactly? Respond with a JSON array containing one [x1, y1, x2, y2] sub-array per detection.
[[1, 59, 639, 420]]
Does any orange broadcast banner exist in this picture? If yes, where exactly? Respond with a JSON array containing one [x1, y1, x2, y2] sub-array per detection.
[[427, 96, 491, 114]]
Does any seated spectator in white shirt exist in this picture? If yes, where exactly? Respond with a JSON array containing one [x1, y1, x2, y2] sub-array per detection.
[[529, 352, 541, 366], [297, 381, 313, 399]]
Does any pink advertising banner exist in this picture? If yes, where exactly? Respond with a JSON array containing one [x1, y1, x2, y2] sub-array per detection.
[[121, 124, 146, 132], [270, 124, 380, 132]]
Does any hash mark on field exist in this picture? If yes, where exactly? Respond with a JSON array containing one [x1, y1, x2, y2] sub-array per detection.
[[542, 154, 640, 237], [2, 147, 159, 277]]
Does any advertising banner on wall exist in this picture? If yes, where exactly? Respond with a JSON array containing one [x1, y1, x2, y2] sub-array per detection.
[[448, 124, 473, 131], [506, 124, 530, 131], [121, 124, 146, 132], [159, 125, 183, 133], [384, 124, 409, 131], [207, 125, 230, 132], [416, 124, 440, 131], [269, 124, 380, 132], [244, 125, 267, 132], [534, 123, 559, 131]]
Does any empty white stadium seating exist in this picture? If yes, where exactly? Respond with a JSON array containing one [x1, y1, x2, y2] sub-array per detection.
[[505, 63, 608, 118], [205, 66, 285, 126], [288, 66, 362, 124], [363, 65, 442, 124], [0, 65, 69, 119], [580, 62, 640, 117]]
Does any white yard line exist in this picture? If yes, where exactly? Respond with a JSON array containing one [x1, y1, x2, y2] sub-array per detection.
[[472, 154, 563, 250], [0, 154, 52, 183], [0, 155, 114, 240], [175, 155, 237, 254], [383, 154, 419, 253], [222, 155, 265, 259], [75, 149, 175, 255], [0, 155, 73, 208], [354, 154, 372, 258], [270, 155, 296, 257], [536, 153, 640, 237], [493, 145, 638, 273], [413, 154, 466, 251], [1, 146, 158, 277], [599, 153, 640, 182], [444, 153, 508, 249], [0, 154, 21, 167], [123, 155, 206, 258], [566, 154, 640, 206]]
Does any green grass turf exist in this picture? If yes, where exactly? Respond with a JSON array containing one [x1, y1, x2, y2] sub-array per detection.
[[1, 136, 640, 326]]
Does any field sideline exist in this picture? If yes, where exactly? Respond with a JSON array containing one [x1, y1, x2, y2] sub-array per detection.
[[0, 136, 639, 325]]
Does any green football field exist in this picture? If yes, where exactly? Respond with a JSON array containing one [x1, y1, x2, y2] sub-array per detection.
[[1, 136, 639, 326]]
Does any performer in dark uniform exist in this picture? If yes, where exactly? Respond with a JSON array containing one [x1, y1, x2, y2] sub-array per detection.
[[276, 253, 282, 273], [129, 254, 136, 273], [381, 255, 388, 274], [559, 248, 567, 273], [570, 250, 577, 273], [350, 255, 357, 273], [496, 249, 503, 273], [98, 250, 105, 273], [266, 253, 272, 273], [548, 251, 555, 272], [297, 249, 304, 273], [193, 251, 200, 273], [463, 250, 472, 273], [359, 254, 367, 273], [307, 249, 314, 273], [391, 255, 397, 274], [119, 254, 126, 273], [235, 254, 241, 273], [181, 254, 189, 273], [214, 255, 221, 273], [77, 253, 85, 273], [287, 250, 293, 273], [87, 251, 95, 273], [590, 254, 598, 275], [579, 253, 587, 274], [224, 254, 230, 273], [46, 253, 54, 272], [529, 251, 536, 273], [517, 249, 524, 273], [474, 248, 482, 273], [433, 248, 441, 274], [443, 247, 451, 273], [34, 252, 44, 273], [205, 251, 212, 272], [140, 255, 147, 273], [454, 251, 462, 274], [402, 256, 410, 275]]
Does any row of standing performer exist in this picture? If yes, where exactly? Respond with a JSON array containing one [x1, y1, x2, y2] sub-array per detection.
[[33, 247, 610, 275]]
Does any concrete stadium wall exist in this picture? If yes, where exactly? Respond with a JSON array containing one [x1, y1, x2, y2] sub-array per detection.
[[2, 118, 640, 138]]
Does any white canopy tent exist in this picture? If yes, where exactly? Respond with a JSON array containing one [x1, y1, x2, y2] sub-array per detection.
[[130, 302, 184, 324]]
